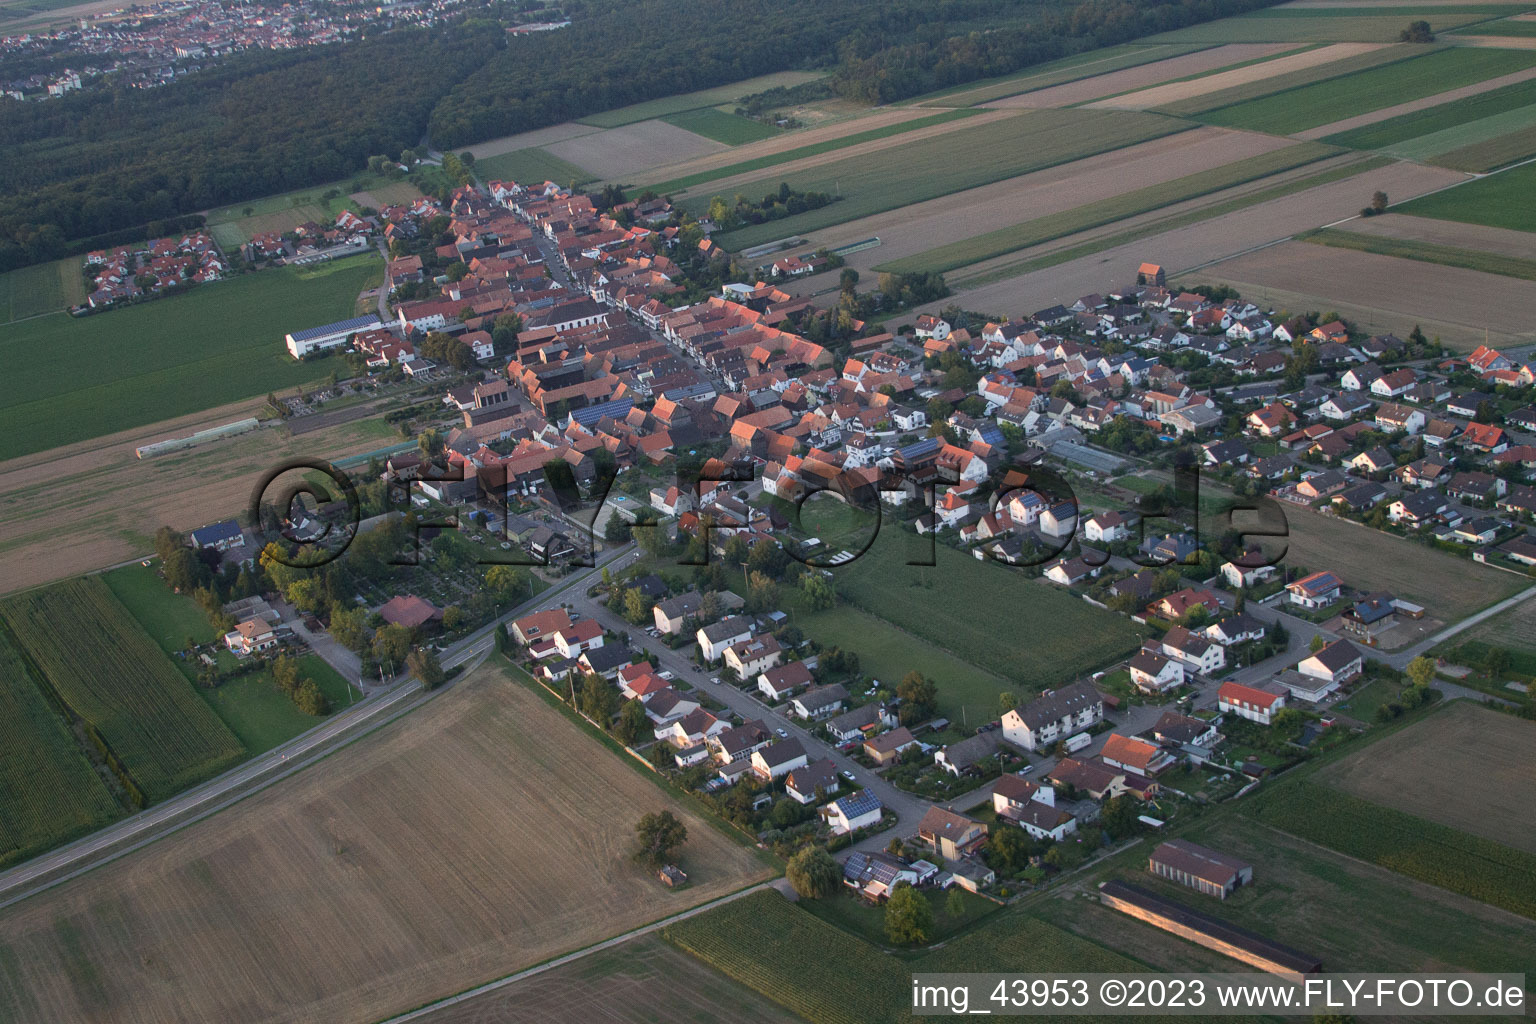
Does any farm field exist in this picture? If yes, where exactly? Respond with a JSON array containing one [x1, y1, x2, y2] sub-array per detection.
[[1302, 226, 1536, 280], [0, 664, 771, 1024], [464, 121, 602, 161], [1454, 14, 1536, 34], [1147, 5, 1529, 44], [476, 146, 596, 188], [921, 158, 1457, 321], [1150, 42, 1413, 115], [203, 172, 407, 248], [1097, 41, 1385, 110], [830, 532, 1146, 697], [1187, 238, 1536, 349], [350, 181, 426, 209], [0, 254, 381, 457], [0, 577, 244, 802], [1281, 508, 1526, 623], [982, 43, 1296, 108], [661, 107, 782, 144], [663, 889, 1176, 1024], [1200, 46, 1536, 135], [915, 43, 1214, 107], [643, 108, 977, 196], [702, 108, 1187, 251], [546, 120, 727, 182], [1461, 590, 1536, 655], [0, 256, 86, 322], [876, 140, 1335, 275], [1395, 158, 1536, 230], [0, 408, 397, 595], [804, 129, 1296, 275], [575, 70, 825, 128], [1086, 811, 1536, 974], [416, 933, 802, 1024], [1316, 68, 1536, 147], [0, 628, 121, 870], [1318, 701, 1536, 854]]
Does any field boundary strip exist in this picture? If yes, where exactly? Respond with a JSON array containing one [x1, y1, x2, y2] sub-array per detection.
[[1301, 226, 1536, 281]]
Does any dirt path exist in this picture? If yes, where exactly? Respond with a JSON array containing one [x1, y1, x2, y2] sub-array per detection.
[[1091, 42, 1388, 110], [984, 43, 1294, 109], [1298, 64, 1536, 138]]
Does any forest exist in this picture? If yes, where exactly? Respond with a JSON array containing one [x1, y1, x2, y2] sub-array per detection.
[[0, 0, 1283, 271]]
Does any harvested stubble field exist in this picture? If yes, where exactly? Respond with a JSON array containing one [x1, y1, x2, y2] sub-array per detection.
[[1281, 509, 1527, 622], [416, 934, 802, 1024], [1201, 45, 1536, 135], [0, 628, 121, 869], [1095, 41, 1385, 110], [919, 43, 1214, 107], [547, 119, 727, 181], [1319, 701, 1536, 854], [703, 108, 1186, 251], [877, 139, 1334, 275], [809, 127, 1291, 272], [1189, 237, 1536, 349], [1303, 226, 1536, 280], [0, 254, 381, 458], [923, 158, 1459, 321], [0, 577, 244, 802], [1151, 42, 1412, 115], [1463, 591, 1536, 654], [0, 664, 771, 1024], [643, 108, 975, 196], [983, 43, 1296, 109]]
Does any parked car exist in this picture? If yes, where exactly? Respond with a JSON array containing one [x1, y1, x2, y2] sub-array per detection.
[[775, 727, 788, 738], [841, 770, 857, 782], [709, 676, 721, 685], [659, 670, 676, 681]]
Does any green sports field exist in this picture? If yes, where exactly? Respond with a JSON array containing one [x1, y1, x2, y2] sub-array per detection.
[[0, 253, 381, 457], [660, 107, 782, 145], [701, 108, 1187, 251], [1201, 46, 1536, 135], [1395, 160, 1536, 232]]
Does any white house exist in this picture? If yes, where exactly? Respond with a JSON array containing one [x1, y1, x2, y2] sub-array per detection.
[[1001, 682, 1102, 751], [1217, 681, 1286, 725], [697, 615, 753, 662], [724, 634, 782, 680], [823, 790, 883, 835], [1128, 649, 1185, 693]]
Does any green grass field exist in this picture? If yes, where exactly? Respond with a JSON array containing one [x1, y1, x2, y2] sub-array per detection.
[[644, 108, 979, 196], [1148, 7, 1527, 43], [1453, 16, 1536, 36], [1247, 778, 1536, 920], [1303, 226, 1536, 281], [661, 107, 782, 145], [1395, 160, 1536, 232], [913, 43, 1214, 107], [0, 628, 121, 869], [1324, 76, 1536, 166], [575, 71, 826, 128], [0, 256, 86, 323], [0, 578, 244, 803], [829, 531, 1145, 698], [664, 890, 1160, 1024], [476, 147, 597, 188], [0, 254, 381, 457], [1153, 43, 1417, 116], [878, 141, 1337, 275], [1201, 46, 1536, 135], [702, 109, 1187, 251], [103, 563, 361, 754], [1434, 121, 1536, 172]]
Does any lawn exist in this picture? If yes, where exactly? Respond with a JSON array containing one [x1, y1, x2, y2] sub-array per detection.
[[697, 108, 1188, 251], [798, 885, 998, 947], [0, 627, 122, 869], [1302, 227, 1536, 282], [1395, 159, 1536, 232], [1201, 46, 1536, 135], [475, 147, 596, 188], [576, 71, 826, 128], [661, 107, 782, 145], [828, 529, 1146, 699], [0, 256, 86, 322], [877, 141, 1336, 275], [643, 108, 979, 196], [0, 577, 245, 803], [103, 562, 218, 650], [663, 889, 1166, 1024], [0, 253, 382, 457]]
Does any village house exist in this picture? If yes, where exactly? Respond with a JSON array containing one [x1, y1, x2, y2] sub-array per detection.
[[697, 615, 753, 662], [723, 634, 782, 680], [1217, 680, 1287, 725], [916, 806, 988, 861], [1100, 733, 1176, 777], [864, 726, 919, 766], [1001, 681, 1103, 751], [992, 775, 1076, 841], [1286, 570, 1342, 609]]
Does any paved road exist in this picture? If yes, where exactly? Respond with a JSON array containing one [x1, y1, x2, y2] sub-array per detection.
[[0, 543, 634, 907]]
